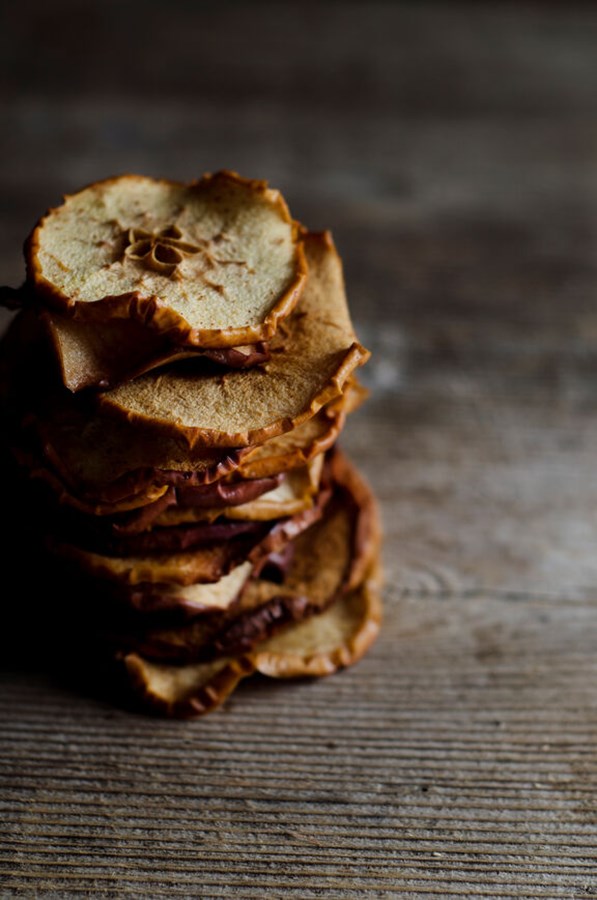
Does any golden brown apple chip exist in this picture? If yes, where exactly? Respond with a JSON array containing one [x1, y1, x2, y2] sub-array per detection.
[[27, 170, 307, 347]]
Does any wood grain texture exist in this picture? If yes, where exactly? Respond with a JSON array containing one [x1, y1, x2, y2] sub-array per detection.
[[1, 1, 597, 896]]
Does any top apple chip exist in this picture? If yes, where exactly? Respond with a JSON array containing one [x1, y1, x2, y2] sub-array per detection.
[[26, 171, 307, 347]]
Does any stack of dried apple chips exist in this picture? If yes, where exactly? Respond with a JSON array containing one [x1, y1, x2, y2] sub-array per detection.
[[0, 172, 382, 717]]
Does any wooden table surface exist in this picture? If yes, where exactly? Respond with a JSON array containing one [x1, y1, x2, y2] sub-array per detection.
[[1, 2, 596, 896]]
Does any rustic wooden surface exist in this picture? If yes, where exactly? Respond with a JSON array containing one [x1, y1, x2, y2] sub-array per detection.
[[1, 2, 596, 896]]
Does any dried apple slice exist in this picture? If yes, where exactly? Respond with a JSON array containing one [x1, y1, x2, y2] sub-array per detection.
[[154, 456, 323, 527], [113, 473, 284, 534], [234, 394, 348, 479], [46, 311, 270, 392], [250, 566, 382, 678], [26, 171, 307, 348], [223, 454, 323, 521], [127, 561, 254, 616], [10, 438, 173, 515], [33, 407, 248, 505], [123, 653, 254, 718]]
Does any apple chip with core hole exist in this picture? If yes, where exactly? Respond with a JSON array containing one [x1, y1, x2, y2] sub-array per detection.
[[26, 171, 307, 348]]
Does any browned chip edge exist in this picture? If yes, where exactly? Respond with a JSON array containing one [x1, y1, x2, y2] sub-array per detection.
[[250, 564, 383, 679], [122, 652, 255, 718]]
